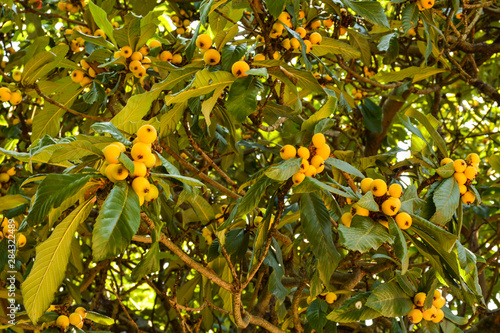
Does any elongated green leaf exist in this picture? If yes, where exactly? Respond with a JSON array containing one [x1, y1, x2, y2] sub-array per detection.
[[489, 154, 500, 174], [265, 157, 300, 181], [110, 92, 155, 130], [226, 75, 263, 122], [402, 3, 419, 33], [165, 70, 235, 106], [32, 79, 82, 142], [26, 174, 94, 225], [151, 173, 205, 187], [436, 161, 455, 178], [131, 241, 160, 282], [237, 176, 275, 216], [188, 194, 216, 223], [301, 193, 341, 285], [389, 218, 409, 274], [301, 96, 336, 132], [348, 30, 371, 65], [325, 157, 365, 179], [48, 140, 103, 163], [365, 281, 413, 317], [375, 66, 446, 84], [406, 108, 447, 157], [327, 293, 382, 323], [21, 198, 95, 323], [360, 98, 383, 133], [306, 299, 328, 331], [22, 50, 56, 85], [312, 37, 361, 60], [429, 177, 459, 224], [90, 122, 131, 144], [293, 176, 355, 199], [71, 30, 115, 49], [92, 182, 141, 261], [411, 214, 457, 253], [0, 194, 29, 211], [342, 0, 390, 28], [338, 216, 394, 253], [88, 0, 117, 46], [85, 311, 114, 325]]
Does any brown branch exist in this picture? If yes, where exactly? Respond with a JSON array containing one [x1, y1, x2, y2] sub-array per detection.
[[182, 112, 242, 193], [18, 4, 88, 26], [292, 279, 307, 333], [259, 117, 289, 132], [160, 141, 242, 199], [140, 213, 234, 292]]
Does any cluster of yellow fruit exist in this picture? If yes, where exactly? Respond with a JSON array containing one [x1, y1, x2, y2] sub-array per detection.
[[112, 45, 153, 79], [351, 88, 367, 100], [149, 39, 183, 66], [195, 34, 221, 66], [170, 10, 194, 35], [57, 0, 86, 14], [416, 0, 435, 10], [280, 133, 331, 185], [55, 307, 88, 330], [440, 153, 479, 205], [0, 86, 23, 105], [100, 125, 160, 205], [0, 165, 16, 184], [64, 26, 106, 52], [266, 11, 323, 55], [70, 59, 96, 87], [0, 217, 26, 247], [407, 290, 446, 324], [341, 179, 412, 230]]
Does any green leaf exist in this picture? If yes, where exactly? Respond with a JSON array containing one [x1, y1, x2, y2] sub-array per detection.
[[429, 177, 460, 224], [266, 0, 285, 18], [263, 238, 288, 301], [436, 162, 455, 178], [411, 214, 458, 253], [88, 0, 117, 46], [90, 122, 131, 145], [325, 157, 365, 179], [402, 3, 419, 33], [300, 193, 341, 285], [400, 184, 425, 214], [360, 98, 383, 133], [165, 70, 235, 106], [0, 194, 29, 211], [406, 108, 447, 157], [342, 0, 390, 28], [226, 75, 263, 122], [21, 198, 95, 324], [118, 153, 135, 174], [375, 66, 447, 84], [301, 96, 337, 132], [348, 30, 371, 65], [442, 306, 468, 325], [82, 81, 106, 105], [365, 281, 413, 317], [389, 218, 409, 274], [110, 92, 155, 130], [26, 174, 94, 225], [32, 79, 82, 142], [357, 191, 379, 211], [327, 293, 382, 323], [293, 176, 355, 199], [92, 182, 141, 261], [47, 140, 103, 163], [221, 43, 248, 72], [264, 157, 301, 181], [71, 30, 115, 49], [338, 216, 395, 253], [188, 194, 216, 223], [312, 37, 361, 60], [151, 173, 205, 187], [22, 50, 56, 85], [489, 154, 500, 174], [237, 176, 275, 216], [85, 311, 114, 325], [306, 299, 328, 331], [131, 241, 160, 282]]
